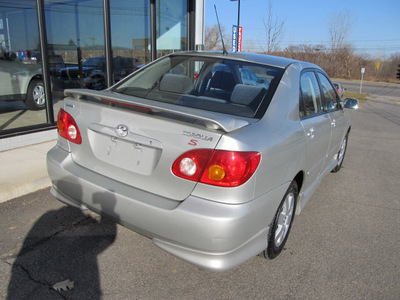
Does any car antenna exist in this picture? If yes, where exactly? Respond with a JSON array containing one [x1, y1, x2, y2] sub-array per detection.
[[214, 5, 228, 55]]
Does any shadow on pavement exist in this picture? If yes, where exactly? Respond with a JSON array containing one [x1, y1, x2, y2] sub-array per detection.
[[7, 187, 117, 299]]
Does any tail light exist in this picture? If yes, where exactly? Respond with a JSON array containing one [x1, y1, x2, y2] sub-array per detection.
[[57, 108, 82, 144], [172, 149, 260, 187]]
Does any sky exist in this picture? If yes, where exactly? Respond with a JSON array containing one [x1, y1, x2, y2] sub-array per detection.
[[204, 0, 400, 58]]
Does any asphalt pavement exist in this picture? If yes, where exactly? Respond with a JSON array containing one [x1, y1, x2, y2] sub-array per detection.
[[337, 80, 400, 98], [0, 95, 399, 299]]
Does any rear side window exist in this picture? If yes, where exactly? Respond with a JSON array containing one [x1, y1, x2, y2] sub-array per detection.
[[299, 71, 323, 117], [113, 55, 284, 118]]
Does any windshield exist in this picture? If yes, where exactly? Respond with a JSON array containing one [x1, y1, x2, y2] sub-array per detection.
[[113, 55, 284, 118]]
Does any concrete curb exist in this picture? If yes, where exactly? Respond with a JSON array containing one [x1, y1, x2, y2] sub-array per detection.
[[0, 140, 56, 203]]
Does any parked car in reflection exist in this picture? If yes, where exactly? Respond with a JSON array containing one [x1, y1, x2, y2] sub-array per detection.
[[333, 82, 345, 99], [30, 52, 65, 76], [59, 56, 144, 90], [0, 48, 45, 110], [211, 64, 270, 91], [239, 67, 270, 89], [47, 51, 358, 272]]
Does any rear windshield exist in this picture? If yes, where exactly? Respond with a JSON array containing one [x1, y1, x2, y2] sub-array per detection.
[[113, 55, 284, 118]]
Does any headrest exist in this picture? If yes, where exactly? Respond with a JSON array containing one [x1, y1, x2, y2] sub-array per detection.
[[230, 84, 266, 105], [209, 71, 236, 91], [160, 73, 192, 93]]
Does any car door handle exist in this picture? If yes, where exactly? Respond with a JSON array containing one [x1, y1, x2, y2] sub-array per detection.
[[306, 128, 315, 139]]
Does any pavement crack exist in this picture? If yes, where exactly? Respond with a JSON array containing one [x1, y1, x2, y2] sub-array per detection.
[[18, 262, 51, 287], [8, 215, 95, 259], [0, 258, 13, 269], [1, 215, 97, 299], [15, 262, 67, 299]]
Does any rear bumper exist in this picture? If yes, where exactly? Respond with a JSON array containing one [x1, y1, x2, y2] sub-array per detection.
[[47, 145, 287, 271]]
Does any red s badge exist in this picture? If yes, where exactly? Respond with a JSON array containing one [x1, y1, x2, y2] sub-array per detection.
[[188, 139, 198, 146]]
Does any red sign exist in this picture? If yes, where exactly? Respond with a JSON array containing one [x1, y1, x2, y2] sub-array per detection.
[[238, 26, 242, 52], [232, 25, 243, 52]]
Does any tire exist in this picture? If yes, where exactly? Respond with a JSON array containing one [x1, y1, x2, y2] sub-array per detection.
[[25, 79, 45, 110], [264, 180, 298, 259], [331, 132, 348, 173], [90, 76, 106, 90]]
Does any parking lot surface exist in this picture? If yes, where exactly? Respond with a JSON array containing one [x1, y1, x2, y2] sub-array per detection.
[[1, 98, 399, 299]]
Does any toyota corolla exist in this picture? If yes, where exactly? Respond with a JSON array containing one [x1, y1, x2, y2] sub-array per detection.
[[47, 51, 358, 271]]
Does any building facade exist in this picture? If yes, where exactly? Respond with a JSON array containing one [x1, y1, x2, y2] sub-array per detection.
[[0, 0, 204, 150]]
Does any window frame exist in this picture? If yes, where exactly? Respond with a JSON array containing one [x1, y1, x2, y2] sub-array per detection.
[[299, 69, 325, 119], [315, 71, 342, 113], [299, 68, 342, 120]]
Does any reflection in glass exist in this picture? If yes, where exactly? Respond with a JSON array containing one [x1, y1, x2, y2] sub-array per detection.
[[156, 0, 188, 57], [0, 0, 47, 133], [111, 0, 150, 65], [0, 0, 192, 136], [43, 0, 106, 127]]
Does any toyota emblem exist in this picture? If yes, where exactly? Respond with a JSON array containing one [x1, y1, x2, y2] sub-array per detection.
[[116, 125, 129, 137]]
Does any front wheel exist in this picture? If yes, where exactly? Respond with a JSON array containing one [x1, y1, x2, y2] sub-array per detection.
[[25, 79, 45, 110], [263, 180, 298, 259], [331, 133, 348, 173]]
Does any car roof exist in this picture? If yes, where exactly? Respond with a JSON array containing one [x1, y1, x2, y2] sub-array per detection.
[[170, 51, 320, 70]]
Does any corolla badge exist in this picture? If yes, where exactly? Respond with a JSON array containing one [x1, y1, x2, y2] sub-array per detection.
[[116, 125, 129, 137]]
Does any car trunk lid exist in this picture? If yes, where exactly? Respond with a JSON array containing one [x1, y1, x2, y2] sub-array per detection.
[[61, 89, 256, 201]]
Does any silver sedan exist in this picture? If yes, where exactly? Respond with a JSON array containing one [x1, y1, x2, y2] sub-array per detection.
[[47, 51, 358, 271]]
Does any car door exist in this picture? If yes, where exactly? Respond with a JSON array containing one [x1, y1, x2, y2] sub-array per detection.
[[299, 71, 332, 188], [317, 72, 347, 166]]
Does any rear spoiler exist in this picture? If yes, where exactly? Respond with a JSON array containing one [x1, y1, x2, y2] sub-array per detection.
[[64, 89, 255, 132]]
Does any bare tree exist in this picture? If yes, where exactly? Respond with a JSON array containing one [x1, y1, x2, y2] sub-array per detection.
[[328, 10, 353, 51], [204, 24, 230, 51], [263, 1, 285, 53], [280, 42, 399, 82]]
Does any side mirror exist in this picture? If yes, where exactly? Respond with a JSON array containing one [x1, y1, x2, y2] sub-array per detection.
[[343, 98, 359, 109]]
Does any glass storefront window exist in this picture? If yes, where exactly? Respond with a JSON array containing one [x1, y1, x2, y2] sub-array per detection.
[[156, 0, 188, 57], [110, 0, 149, 81], [0, 1, 47, 133], [44, 0, 105, 120], [0, 0, 193, 138]]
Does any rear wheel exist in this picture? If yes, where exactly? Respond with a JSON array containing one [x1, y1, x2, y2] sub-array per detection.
[[331, 133, 348, 173], [264, 180, 298, 259], [25, 79, 45, 110]]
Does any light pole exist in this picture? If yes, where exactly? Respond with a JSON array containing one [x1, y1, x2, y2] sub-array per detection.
[[236, 0, 240, 52], [231, 0, 241, 52]]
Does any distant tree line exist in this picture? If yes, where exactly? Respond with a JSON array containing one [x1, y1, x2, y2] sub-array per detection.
[[205, 23, 399, 83], [205, 4, 399, 83], [274, 45, 400, 83]]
